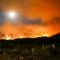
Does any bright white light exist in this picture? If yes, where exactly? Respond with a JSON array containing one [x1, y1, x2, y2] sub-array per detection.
[[9, 12, 16, 18], [7, 11, 18, 20]]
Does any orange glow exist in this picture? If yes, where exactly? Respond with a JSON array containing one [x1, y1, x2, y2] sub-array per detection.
[[4, 36, 13, 40], [40, 33, 50, 37], [0, 33, 51, 40], [0, 0, 60, 40]]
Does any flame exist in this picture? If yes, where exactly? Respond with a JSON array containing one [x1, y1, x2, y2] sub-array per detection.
[[5, 36, 12, 40], [30, 33, 50, 38], [4, 35, 14, 40], [0, 33, 50, 40], [41, 33, 50, 37], [2, 35, 14, 40]]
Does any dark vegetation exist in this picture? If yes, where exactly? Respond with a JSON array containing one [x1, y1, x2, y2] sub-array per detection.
[[0, 33, 60, 60]]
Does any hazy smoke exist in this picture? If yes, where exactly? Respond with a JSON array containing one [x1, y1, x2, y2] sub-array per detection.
[[49, 17, 60, 25], [22, 18, 44, 25]]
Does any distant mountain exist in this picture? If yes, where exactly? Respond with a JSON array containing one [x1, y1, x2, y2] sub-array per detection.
[[52, 33, 60, 37], [51, 33, 60, 40]]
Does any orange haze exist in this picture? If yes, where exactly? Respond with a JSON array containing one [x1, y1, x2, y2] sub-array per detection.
[[0, 0, 60, 39]]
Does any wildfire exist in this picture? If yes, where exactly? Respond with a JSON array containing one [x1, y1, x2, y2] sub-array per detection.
[[1, 33, 50, 40], [5, 36, 13, 40], [30, 33, 50, 38], [2, 35, 14, 40], [41, 33, 50, 37], [0, 33, 51, 40]]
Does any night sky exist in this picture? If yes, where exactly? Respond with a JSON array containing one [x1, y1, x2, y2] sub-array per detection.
[[0, 0, 60, 38]]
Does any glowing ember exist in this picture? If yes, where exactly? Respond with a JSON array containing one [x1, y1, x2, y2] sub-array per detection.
[[4, 35, 14, 40], [41, 33, 50, 37], [5, 37, 12, 40], [18, 36, 25, 38], [0, 33, 51, 40], [30, 33, 50, 38]]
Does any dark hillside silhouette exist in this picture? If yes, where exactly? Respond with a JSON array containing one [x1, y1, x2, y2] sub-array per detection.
[[0, 33, 60, 60]]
